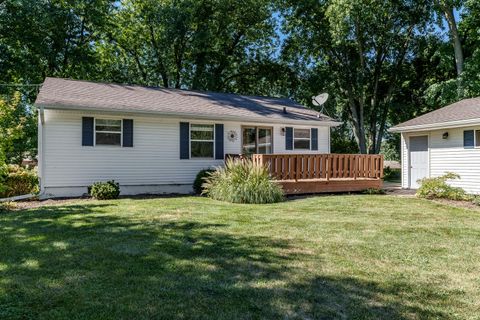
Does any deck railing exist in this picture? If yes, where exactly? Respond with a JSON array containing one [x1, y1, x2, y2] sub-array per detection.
[[252, 153, 384, 181]]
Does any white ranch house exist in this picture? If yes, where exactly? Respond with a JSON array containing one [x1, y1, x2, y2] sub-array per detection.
[[36, 78, 342, 198], [390, 97, 480, 194]]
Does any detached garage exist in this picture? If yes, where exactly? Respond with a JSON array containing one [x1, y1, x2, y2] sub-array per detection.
[[390, 97, 480, 194]]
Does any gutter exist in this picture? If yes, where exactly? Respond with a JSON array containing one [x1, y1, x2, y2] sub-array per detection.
[[389, 117, 480, 133], [38, 104, 343, 127]]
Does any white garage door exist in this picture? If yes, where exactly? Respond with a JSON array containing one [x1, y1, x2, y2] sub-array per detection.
[[409, 135, 429, 188]]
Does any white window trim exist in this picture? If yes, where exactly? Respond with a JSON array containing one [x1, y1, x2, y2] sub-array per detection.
[[475, 130, 480, 148], [293, 128, 311, 150], [94, 118, 123, 147], [241, 126, 274, 154], [190, 123, 215, 159]]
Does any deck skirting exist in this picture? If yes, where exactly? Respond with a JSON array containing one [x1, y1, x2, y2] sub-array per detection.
[[278, 178, 383, 195]]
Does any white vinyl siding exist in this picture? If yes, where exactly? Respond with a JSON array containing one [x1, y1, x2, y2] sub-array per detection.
[[401, 126, 480, 194], [41, 110, 331, 196]]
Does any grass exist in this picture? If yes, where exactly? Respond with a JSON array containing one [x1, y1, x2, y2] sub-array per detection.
[[1, 195, 480, 319]]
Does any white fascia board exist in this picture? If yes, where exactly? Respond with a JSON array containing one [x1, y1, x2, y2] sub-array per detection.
[[36, 104, 343, 127], [389, 118, 480, 133]]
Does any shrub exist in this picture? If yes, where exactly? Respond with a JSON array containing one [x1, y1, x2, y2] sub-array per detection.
[[383, 166, 401, 182], [89, 180, 120, 200], [472, 196, 480, 207], [0, 165, 39, 198], [193, 169, 216, 195], [0, 164, 7, 196], [416, 172, 470, 201], [362, 188, 386, 195], [202, 159, 284, 204], [0, 201, 17, 213]]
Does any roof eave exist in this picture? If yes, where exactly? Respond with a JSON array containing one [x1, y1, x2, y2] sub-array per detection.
[[36, 103, 343, 127], [389, 117, 480, 133]]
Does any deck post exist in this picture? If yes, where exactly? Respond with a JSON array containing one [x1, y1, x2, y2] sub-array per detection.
[[326, 155, 330, 181]]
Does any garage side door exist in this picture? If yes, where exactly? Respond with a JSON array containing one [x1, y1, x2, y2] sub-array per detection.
[[409, 135, 429, 188]]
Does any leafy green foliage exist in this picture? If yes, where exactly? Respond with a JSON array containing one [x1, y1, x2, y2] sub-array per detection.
[[362, 188, 386, 195], [0, 201, 17, 213], [383, 167, 401, 182], [280, 0, 433, 154], [0, 93, 37, 164], [0, 163, 7, 196], [472, 196, 480, 207], [416, 172, 470, 201], [89, 180, 120, 200], [203, 159, 284, 204], [0, 165, 39, 198], [193, 169, 216, 195]]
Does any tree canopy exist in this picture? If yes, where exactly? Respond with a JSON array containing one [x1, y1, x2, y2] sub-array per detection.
[[0, 0, 479, 162]]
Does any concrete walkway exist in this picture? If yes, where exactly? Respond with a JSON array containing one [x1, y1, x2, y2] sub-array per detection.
[[383, 181, 416, 196]]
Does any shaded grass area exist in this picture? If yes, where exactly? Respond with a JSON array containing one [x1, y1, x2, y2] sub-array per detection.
[[1, 195, 480, 319]]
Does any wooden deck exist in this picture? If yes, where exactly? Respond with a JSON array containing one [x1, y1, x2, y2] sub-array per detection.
[[252, 153, 384, 195]]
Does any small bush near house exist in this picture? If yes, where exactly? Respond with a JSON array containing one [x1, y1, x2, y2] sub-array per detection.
[[0, 165, 39, 198], [416, 172, 470, 201], [0, 201, 17, 213], [472, 196, 480, 206], [362, 188, 386, 195], [89, 180, 120, 200], [193, 169, 216, 195], [383, 166, 401, 182], [0, 164, 7, 196], [202, 159, 284, 204]]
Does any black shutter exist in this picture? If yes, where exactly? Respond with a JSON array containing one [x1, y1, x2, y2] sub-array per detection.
[[123, 119, 133, 147], [311, 128, 318, 150], [180, 122, 190, 159], [464, 130, 474, 149], [285, 127, 293, 150], [215, 124, 224, 160], [82, 117, 94, 146]]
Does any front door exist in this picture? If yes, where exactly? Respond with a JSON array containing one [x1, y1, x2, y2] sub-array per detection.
[[409, 135, 429, 188]]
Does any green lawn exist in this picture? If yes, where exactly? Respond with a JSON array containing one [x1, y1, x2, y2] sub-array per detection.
[[1, 195, 480, 319]]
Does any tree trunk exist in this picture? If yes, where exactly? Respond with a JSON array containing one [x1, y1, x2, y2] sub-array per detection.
[[347, 95, 367, 154], [443, 5, 464, 76]]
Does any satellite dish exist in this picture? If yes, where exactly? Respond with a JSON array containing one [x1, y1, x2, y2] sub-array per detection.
[[312, 93, 329, 107]]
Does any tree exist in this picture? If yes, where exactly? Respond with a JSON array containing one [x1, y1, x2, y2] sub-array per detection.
[[280, 0, 433, 154], [0, 0, 117, 85], [0, 92, 37, 164], [435, 0, 464, 77], [97, 0, 284, 93]]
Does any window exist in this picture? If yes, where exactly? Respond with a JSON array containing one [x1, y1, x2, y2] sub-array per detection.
[[191, 124, 214, 158], [95, 119, 122, 146], [294, 128, 310, 150], [464, 129, 480, 148], [242, 127, 273, 155]]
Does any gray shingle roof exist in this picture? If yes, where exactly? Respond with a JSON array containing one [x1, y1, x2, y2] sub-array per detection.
[[391, 97, 480, 131], [36, 78, 339, 125]]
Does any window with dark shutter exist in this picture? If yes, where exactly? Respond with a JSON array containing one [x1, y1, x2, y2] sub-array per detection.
[[82, 117, 94, 146], [123, 119, 133, 147], [215, 124, 224, 159], [464, 130, 474, 149], [285, 127, 293, 150], [180, 122, 190, 159], [311, 128, 318, 150]]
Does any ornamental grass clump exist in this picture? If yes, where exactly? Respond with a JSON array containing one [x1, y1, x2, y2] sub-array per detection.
[[202, 159, 284, 204]]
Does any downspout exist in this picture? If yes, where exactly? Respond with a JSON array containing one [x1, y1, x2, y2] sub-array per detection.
[[0, 106, 46, 202], [38, 105, 46, 198]]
